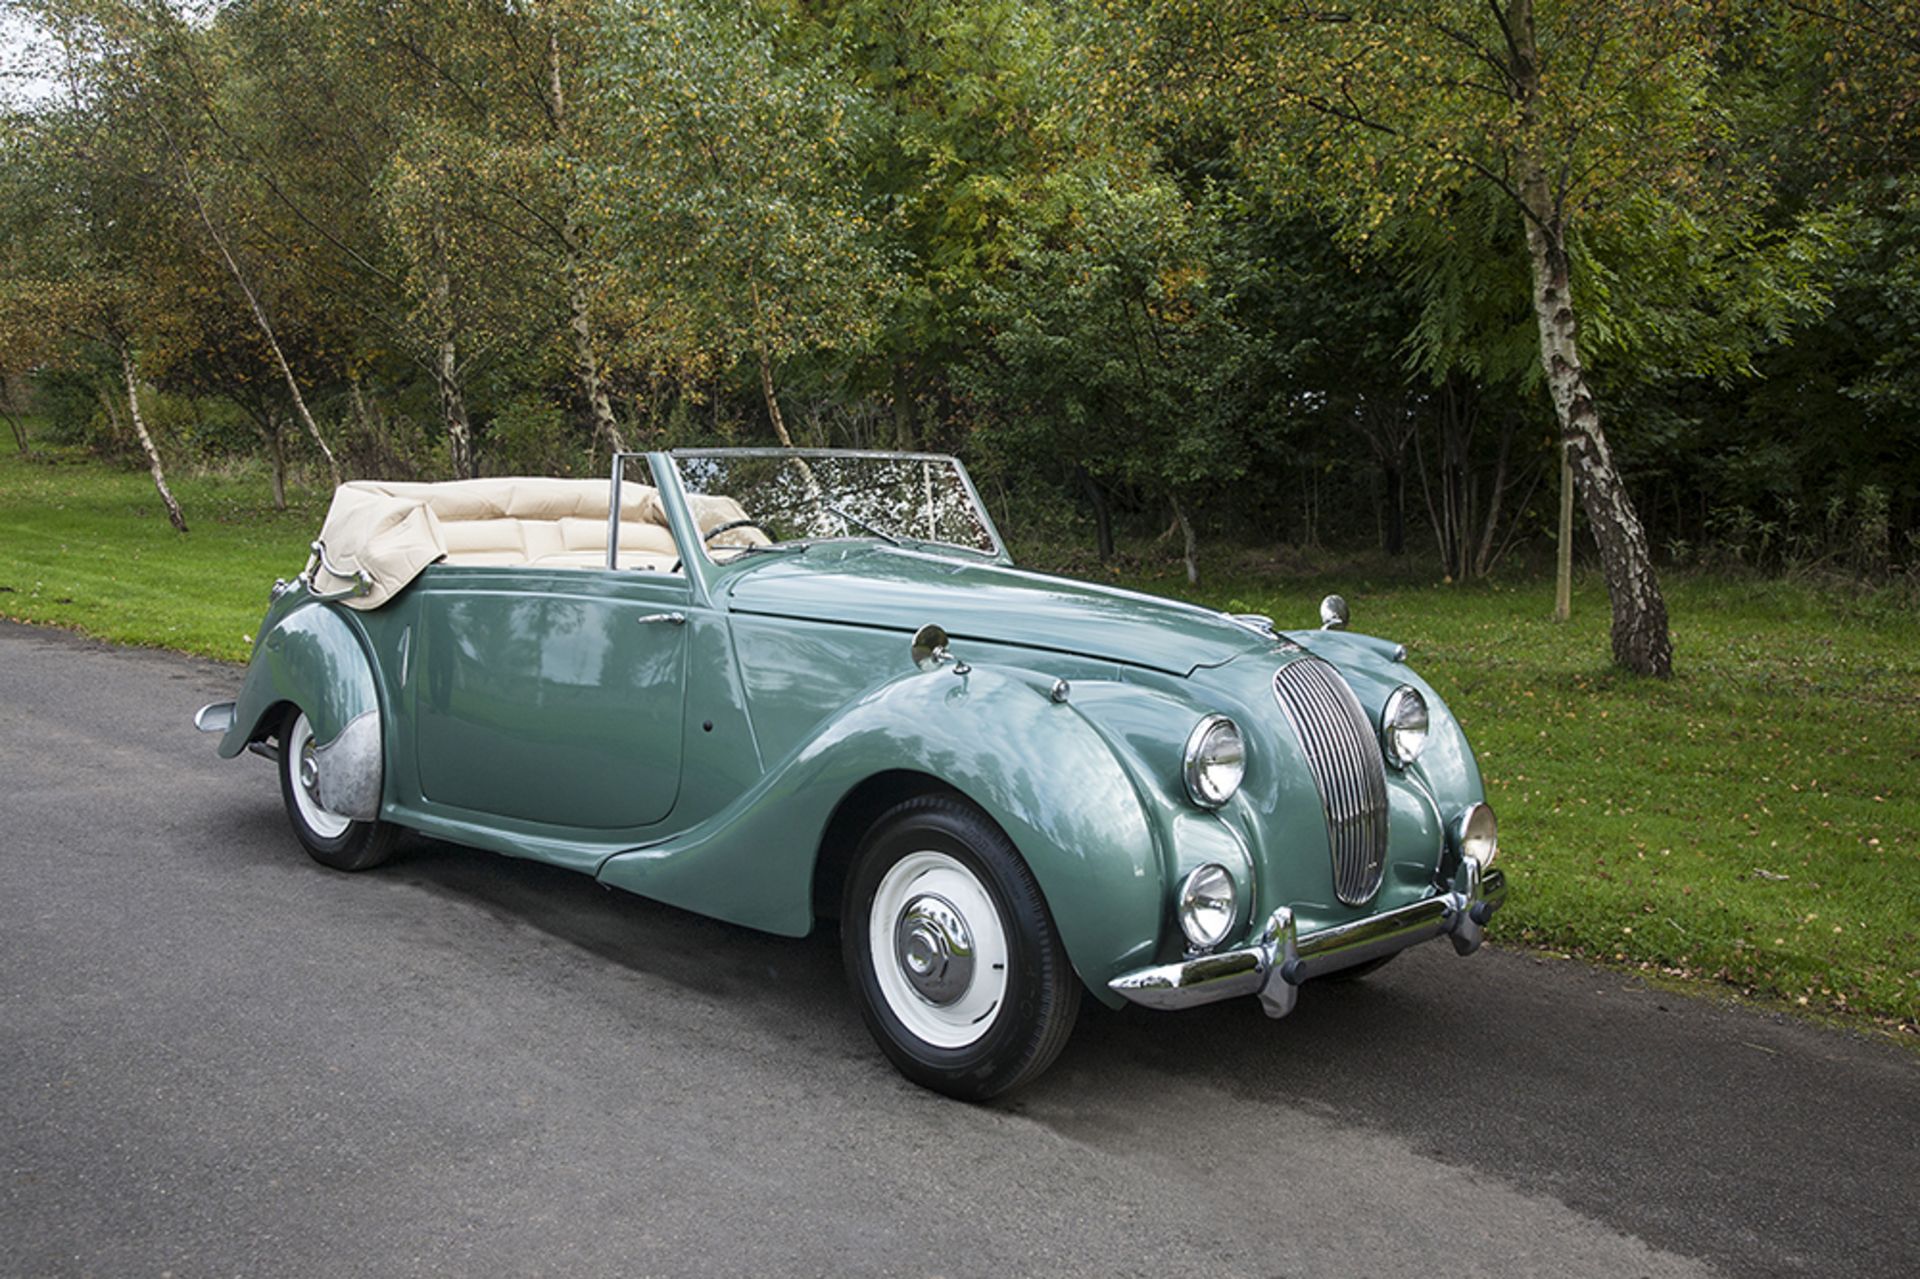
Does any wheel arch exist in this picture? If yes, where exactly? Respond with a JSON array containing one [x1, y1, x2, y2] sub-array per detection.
[[217, 602, 382, 760], [812, 770, 966, 924]]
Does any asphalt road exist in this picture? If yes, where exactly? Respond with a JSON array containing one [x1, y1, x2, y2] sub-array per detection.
[[1, 618, 1915, 1278]]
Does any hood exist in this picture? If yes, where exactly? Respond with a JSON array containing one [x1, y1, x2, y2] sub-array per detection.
[[722, 545, 1267, 675]]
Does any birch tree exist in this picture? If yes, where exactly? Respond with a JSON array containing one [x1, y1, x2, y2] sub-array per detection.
[[1123, 0, 1819, 675]]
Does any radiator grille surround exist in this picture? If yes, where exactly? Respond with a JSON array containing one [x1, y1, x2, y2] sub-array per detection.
[[1271, 657, 1391, 906]]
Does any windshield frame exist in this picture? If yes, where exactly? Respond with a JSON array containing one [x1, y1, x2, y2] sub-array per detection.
[[666, 447, 1012, 565]]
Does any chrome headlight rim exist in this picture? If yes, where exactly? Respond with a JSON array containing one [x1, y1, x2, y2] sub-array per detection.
[[1177, 862, 1238, 951], [1452, 801, 1498, 869], [1182, 713, 1246, 809], [1381, 685, 1430, 769]]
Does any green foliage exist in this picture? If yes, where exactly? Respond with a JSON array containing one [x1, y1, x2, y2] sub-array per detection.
[[1, 0, 1916, 574], [591, 0, 895, 390], [487, 395, 588, 478], [966, 173, 1261, 500]]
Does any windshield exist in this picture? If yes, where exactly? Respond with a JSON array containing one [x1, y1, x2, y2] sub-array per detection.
[[671, 450, 1004, 563]]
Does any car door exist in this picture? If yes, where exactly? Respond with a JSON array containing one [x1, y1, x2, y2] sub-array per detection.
[[411, 568, 691, 830]]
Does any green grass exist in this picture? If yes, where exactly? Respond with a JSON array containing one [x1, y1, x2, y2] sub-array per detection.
[[5, 445, 1917, 1034], [0, 444, 328, 659]]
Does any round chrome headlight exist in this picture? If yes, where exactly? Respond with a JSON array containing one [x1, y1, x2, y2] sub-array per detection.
[[1178, 863, 1237, 950], [1183, 715, 1245, 808], [1381, 686, 1429, 768], [1456, 802, 1497, 868]]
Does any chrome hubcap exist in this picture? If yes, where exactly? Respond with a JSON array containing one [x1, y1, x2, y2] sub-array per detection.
[[299, 749, 320, 795], [894, 893, 974, 1006]]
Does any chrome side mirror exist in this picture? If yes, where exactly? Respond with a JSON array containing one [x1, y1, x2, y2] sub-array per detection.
[[1319, 594, 1349, 631], [911, 623, 970, 675]]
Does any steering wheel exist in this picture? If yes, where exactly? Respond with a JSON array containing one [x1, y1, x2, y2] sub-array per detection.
[[703, 518, 771, 545], [668, 517, 774, 573]]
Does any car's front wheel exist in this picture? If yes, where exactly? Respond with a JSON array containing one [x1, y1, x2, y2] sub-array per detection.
[[278, 707, 397, 872], [843, 795, 1078, 1101]]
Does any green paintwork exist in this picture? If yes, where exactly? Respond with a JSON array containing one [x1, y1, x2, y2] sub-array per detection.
[[215, 450, 1494, 1008], [726, 542, 1267, 676], [218, 595, 379, 756], [412, 581, 689, 828]]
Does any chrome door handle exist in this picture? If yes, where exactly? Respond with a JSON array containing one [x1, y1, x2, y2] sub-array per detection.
[[636, 612, 687, 626]]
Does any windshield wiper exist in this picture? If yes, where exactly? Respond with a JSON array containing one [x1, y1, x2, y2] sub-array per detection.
[[823, 503, 900, 545]]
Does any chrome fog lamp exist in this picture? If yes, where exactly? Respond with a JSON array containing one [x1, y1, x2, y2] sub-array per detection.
[[1454, 802, 1498, 868], [1381, 686, 1429, 768], [1178, 863, 1238, 950], [1182, 715, 1245, 808]]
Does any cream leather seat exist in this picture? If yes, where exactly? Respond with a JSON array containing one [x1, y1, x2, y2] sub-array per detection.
[[310, 477, 766, 608]]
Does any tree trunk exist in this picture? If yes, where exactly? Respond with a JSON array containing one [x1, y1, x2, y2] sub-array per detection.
[[1078, 466, 1114, 563], [118, 343, 188, 534], [547, 24, 628, 461], [892, 359, 918, 451], [1474, 416, 1516, 580], [429, 216, 475, 479], [1170, 493, 1199, 585], [564, 236, 627, 458], [178, 155, 341, 489], [2, 371, 29, 455], [1, 403, 28, 456], [1519, 189, 1670, 673], [756, 345, 796, 448], [434, 346, 475, 480], [1513, 0, 1670, 675], [264, 414, 287, 510], [347, 371, 391, 472], [1382, 459, 1406, 556]]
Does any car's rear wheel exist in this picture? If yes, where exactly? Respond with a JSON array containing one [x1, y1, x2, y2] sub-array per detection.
[[843, 795, 1078, 1102], [278, 707, 397, 872]]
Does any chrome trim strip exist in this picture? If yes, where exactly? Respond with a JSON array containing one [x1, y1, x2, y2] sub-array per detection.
[[1107, 863, 1508, 1017], [606, 453, 625, 571]]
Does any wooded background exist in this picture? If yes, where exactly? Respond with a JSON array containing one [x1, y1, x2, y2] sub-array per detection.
[[3, 1, 1916, 675]]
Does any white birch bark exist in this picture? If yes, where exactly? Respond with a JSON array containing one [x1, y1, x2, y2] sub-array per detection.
[[118, 343, 188, 534]]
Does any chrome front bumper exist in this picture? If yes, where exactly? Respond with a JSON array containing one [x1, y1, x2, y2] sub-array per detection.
[[1107, 858, 1507, 1019]]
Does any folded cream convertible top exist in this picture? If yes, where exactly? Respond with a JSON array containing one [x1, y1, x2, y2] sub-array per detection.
[[308, 477, 758, 609]]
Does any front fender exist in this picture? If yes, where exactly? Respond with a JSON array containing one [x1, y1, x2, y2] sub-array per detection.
[[217, 601, 380, 763], [594, 664, 1167, 999]]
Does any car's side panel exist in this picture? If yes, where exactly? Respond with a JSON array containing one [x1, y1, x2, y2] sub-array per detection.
[[594, 664, 1168, 997], [411, 578, 690, 829], [217, 599, 380, 759]]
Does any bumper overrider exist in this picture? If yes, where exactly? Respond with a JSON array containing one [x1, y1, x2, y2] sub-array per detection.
[[1108, 856, 1507, 1018]]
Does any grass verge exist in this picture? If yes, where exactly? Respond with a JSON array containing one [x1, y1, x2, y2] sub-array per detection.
[[0, 445, 328, 659], [4, 446, 1916, 1034]]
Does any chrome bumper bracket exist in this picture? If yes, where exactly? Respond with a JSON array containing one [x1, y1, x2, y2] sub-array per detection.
[[1108, 860, 1508, 1017], [194, 701, 237, 735]]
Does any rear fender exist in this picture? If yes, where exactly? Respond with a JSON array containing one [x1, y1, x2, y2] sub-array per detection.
[[217, 602, 381, 772], [594, 664, 1166, 999]]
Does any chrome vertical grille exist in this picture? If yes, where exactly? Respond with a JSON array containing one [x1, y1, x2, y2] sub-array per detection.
[[1272, 657, 1390, 906]]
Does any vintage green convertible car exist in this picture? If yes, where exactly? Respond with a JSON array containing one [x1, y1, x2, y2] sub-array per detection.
[[197, 449, 1505, 1100]]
